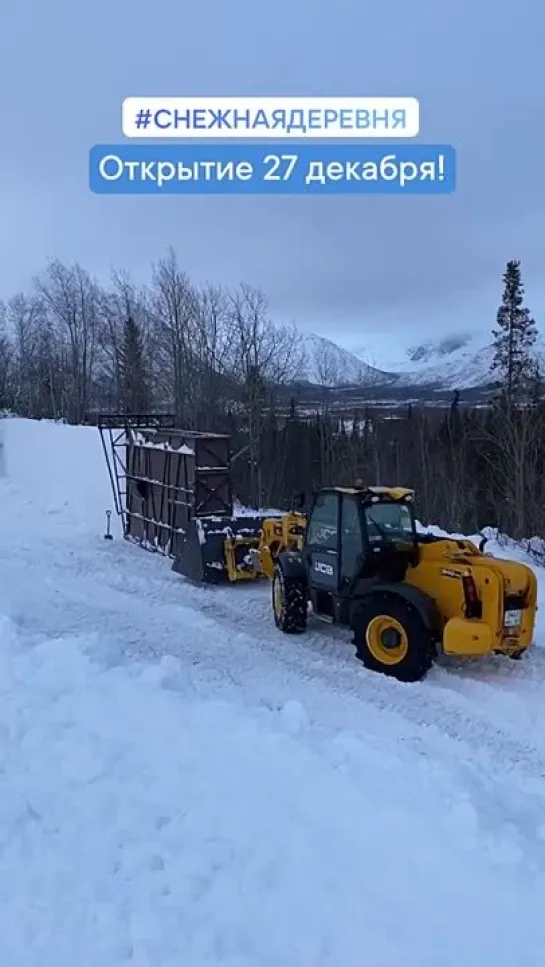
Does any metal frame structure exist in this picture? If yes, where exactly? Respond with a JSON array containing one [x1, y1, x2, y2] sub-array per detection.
[[98, 413, 176, 521], [97, 413, 233, 557]]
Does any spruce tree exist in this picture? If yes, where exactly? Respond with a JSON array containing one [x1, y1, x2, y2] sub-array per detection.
[[120, 316, 150, 413], [491, 260, 538, 406]]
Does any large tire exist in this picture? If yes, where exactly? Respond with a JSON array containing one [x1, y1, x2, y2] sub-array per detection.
[[272, 565, 307, 634], [353, 592, 436, 682]]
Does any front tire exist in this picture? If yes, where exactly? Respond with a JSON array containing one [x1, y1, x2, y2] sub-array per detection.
[[353, 592, 436, 682], [272, 566, 307, 634]]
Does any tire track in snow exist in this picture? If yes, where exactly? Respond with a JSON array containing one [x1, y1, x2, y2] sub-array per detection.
[[11, 533, 545, 794]]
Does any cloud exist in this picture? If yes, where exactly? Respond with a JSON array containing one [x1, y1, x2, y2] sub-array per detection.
[[2, 0, 544, 352]]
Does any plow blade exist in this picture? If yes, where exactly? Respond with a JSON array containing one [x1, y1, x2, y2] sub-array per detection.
[[172, 515, 272, 584]]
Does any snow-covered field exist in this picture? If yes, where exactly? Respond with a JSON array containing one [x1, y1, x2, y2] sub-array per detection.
[[1, 417, 545, 966]]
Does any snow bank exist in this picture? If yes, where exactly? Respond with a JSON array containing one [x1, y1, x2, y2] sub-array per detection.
[[1, 613, 544, 966], [0, 417, 118, 537], [418, 519, 545, 570]]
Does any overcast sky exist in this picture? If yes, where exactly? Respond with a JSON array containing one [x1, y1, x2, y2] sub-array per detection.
[[2, 0, 543, 365]]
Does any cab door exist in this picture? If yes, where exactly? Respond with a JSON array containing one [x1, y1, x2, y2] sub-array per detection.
[[304, 491, 340, 618], [339, 495, 365, 590]]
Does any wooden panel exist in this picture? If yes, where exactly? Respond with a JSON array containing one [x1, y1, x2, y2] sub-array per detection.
[[124, 426, 233, 556]]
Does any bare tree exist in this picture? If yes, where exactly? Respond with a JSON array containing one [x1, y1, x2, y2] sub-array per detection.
[[225, 284, 302, 386], [189, 283, 233, 425], [6, 292, 71, 418], [149, 248, 200, 424], [7, 293, 41, 415], [475, 404, 543, 540], [309, 342, 342, 481], [0, 301, 12, 409], [35, 259, 99, 422], [313, 340, 342, 391], [224, 283, 303, 504]]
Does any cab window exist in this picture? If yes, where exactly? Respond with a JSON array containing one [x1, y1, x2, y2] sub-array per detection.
[[364, 501, 413, 542], [307, 493, 338, 550]]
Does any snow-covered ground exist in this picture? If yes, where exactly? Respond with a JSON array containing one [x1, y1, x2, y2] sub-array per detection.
[[1, 417, 545, 965]]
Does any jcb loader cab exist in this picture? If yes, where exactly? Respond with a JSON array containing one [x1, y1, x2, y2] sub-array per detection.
[[271, 486, 538, 682]]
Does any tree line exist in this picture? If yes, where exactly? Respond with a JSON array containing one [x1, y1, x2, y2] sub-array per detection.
[[0, 252, 543, 539], [0, 248, 308, 426]]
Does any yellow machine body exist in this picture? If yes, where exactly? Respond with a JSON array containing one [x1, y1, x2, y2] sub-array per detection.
[[224, 512, 307, 582], [404, 538, 538, 657]]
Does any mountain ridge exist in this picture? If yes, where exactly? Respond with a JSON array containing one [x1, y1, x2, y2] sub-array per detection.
[[299, 329, 545, 391], [298, 333, 397, 387]]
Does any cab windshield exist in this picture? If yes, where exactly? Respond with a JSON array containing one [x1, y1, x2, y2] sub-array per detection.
[[364, 501, 414, 543]]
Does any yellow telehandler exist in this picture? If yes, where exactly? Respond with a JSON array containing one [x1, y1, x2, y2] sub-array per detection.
[[250, 485, 538, 682]]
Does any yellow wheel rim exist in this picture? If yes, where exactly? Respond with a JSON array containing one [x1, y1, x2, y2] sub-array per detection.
[[273, 576, 283, 618], [366, 615, 409, 665]]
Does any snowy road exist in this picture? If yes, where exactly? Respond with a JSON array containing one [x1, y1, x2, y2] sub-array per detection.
[[1, 418, 545, 965]]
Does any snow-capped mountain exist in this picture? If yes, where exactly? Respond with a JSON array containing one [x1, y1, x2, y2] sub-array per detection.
[[376, 330, 545, 389], [373, 331, 495, 389], [298, 333, 396, 386], [298, 329, 545, 391]]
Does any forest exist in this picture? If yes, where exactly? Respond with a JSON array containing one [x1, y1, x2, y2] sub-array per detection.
[[0, 251, 542, 540]]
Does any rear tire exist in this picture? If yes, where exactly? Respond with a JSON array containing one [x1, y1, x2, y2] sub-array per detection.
[[272, 566, 307, 634], [353, 592, 436, 682], [508, 648, 527, 660]]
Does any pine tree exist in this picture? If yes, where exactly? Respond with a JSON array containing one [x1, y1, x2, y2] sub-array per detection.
[[120, 316, 150, 413], [491, 260, 538, 406]]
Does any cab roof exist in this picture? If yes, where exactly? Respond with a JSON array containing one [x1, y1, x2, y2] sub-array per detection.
[[319, 485, 415, 502]]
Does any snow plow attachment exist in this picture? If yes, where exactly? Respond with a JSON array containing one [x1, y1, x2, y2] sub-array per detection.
[[172, 515, 267, 583], [172, 511, 307, 584]]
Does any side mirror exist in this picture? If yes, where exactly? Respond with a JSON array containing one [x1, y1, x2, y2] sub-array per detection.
[[478, 536, 488, 553]]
